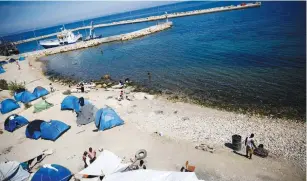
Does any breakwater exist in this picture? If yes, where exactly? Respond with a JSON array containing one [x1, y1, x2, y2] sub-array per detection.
[[14, 2, 261, 45], [23, 22, 172, 58]]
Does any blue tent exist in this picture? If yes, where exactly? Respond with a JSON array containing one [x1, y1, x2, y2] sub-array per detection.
[[26, 120, 70, 141], [32, 86, 49, 98], [61, 96, 80, 112], [20, 91, 37, 103], [0, 66, 5, 74], [8, 58, 16, 63], [40, 120, 70, 141], [19, 56, 25, 61], [14, 89, 26, 102], [0, 99, 20, 114], [31, 164, 72, 181], [4, 114, 29, 132], [0, 61, 8, 65], [95, 108, 124, 131]]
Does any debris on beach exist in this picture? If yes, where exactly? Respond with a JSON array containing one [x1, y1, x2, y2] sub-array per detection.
[[2, 146, 13, 155], [154, 110, 164, 114], [195, 143, 215, 153]]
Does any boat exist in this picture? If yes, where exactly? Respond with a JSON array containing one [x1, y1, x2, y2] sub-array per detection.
[[84, 21, 102, 41], [39, 27, 82, 49]]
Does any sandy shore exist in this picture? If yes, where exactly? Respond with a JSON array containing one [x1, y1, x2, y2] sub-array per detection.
[[0, 56, 305, 181]]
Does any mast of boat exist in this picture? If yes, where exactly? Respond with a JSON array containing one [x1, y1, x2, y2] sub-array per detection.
[[165, 11, 168, 22], [89, 21, 94, 38], [83, 20, 88, 37], [33, 29, 39, 50]]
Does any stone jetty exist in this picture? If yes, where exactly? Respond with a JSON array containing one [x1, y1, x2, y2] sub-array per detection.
[[23, 22, 173, 58], [14, 2, 261, 45]]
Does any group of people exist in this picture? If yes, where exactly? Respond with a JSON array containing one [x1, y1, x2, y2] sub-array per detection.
[[82, 147, 97, 168]]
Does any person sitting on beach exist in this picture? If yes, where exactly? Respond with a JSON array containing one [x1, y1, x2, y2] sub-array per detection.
[[83, 151, 90, 168], [119, 80, 124, 86], [88, 147, 97, 163], [125, 78, 130, 83], [245, 133, 257, 159]]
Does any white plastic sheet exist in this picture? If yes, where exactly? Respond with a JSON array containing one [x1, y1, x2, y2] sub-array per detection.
[[0, 161, 30, 181]]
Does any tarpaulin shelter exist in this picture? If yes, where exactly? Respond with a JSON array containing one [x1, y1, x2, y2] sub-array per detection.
[[76, 103, 98, 125], [33, 100, 53, 113]]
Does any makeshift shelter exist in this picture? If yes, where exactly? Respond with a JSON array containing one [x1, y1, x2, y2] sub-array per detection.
[[61, 95, 80, 112], [95, 108, 124, 131], [79, 150, 129, 176], [20, 91, 37, 104], [19, 56, 25, 61], [0, 161, 30, 181], [31, 164, 72, 181], [25, 120, 70, 141], [14, 88, 26, 102], [102, 170, 204, 181], [4, 114, 29, 132], [0, 99, 20, 114], [0, 65, 5, 74], [33, 100, 53, 113], [32, 86, 49, 98], [77, 103, 98, 125], [9, 58, 16, 63]]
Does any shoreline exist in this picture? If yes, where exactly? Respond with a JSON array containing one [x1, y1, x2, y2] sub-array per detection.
[[0, 54, 305, 180]]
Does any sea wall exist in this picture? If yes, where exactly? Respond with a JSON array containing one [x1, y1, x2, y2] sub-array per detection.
[[14, 2, 261, 44], [23, 22, 173, 58]]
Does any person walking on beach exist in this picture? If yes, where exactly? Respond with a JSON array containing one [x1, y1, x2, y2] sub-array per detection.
[[82, 151, 89, 168], [16, 61, 20, 70], [245, 133, 257, 159]]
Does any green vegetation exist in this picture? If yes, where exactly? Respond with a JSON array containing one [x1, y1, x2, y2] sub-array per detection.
[[0, 79, 8, 90], [8, 81, 26, 95]]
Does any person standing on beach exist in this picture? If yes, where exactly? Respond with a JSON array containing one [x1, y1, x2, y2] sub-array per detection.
[[245, 133, 257, 159], [83, 151, 89, 168], [49, 83, 54, 92], [16, 61, 20, 70], [88, 147, 96, 163]]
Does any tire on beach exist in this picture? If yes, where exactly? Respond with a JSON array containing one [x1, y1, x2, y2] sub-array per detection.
[[135, 149, 147, 160], [232, 134, 242, 151]]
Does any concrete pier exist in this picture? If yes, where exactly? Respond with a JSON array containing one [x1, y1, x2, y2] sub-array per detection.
[[23, 22, 173, 58], [14, 2, 261, 45]]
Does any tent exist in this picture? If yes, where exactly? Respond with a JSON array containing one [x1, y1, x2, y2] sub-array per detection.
[[0, 161, 30, 181], [20, 91, 37, 104], [40, 120, 70, 141], [4, 114, 29, 132], [0, 61, 8, 65], [33, 100, 53, 113], [32, 86, 49, 98], [19, 56, 26, 61], [31, 164, 71, 181], [9, 58, 16, 63], [61, 95, 80, 112], [95, 108, 124, 131], [25, 120, 45, 140], [0, 99, 20, 114], [14, 88, 26, 102], [79, 150, 129, 176], [77, 103, 98, 125], [0, 65, 5, 74], [26, 120, 70, 141], [102, 170, 204, 181]]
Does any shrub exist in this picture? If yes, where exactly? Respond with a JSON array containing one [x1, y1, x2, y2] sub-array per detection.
[[62, 90, 71, 95], [8, 81, 26, 95], [0, 79, 8, 90], [24, 103, 32, 109]]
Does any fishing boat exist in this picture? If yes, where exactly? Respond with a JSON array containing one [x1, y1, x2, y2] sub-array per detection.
[[39, 27, 82, 49]]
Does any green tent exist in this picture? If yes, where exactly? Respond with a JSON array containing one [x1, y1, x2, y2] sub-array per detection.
[[33, 100, 53, 113]]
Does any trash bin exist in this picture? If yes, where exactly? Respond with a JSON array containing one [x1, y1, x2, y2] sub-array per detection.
[[232, 134, 242, 151]]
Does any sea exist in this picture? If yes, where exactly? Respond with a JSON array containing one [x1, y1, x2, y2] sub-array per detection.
[[3, 1, 306, 120]]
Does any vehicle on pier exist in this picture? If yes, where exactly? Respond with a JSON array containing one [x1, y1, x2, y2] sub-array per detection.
[[39, 27, 82, 49]]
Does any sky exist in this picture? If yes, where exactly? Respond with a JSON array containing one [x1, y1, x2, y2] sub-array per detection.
[[0, 1, 173, 36]]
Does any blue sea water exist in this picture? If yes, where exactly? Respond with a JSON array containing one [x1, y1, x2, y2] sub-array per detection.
[[11, 1, 307, 119]]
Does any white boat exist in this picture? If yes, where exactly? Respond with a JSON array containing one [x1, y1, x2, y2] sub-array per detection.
[[39, 27, 82, 49]]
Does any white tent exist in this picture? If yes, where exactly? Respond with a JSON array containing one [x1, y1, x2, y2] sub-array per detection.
[[0, 161, 30, 181], [103, 169, 204, 181], [78, 150, 130, 176]]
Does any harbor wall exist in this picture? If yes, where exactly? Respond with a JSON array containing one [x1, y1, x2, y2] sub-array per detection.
[[23, 22, 173, 58], [14, 2, 261, 45]]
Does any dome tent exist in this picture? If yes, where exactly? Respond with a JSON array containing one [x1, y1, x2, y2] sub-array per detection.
[[31, 164, 71, 181], [0, 99, 20, 114], [14, 88, 26, 102], [95, 108, 124, 131], [0, 161, 30, 181], [32, 86, 49, 98], [20, 91, 37, 104], [25, 120, 70, 141], [4, 114, 29, 132], [0, 65, 5, 74], [61, 95, 80, 112]]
